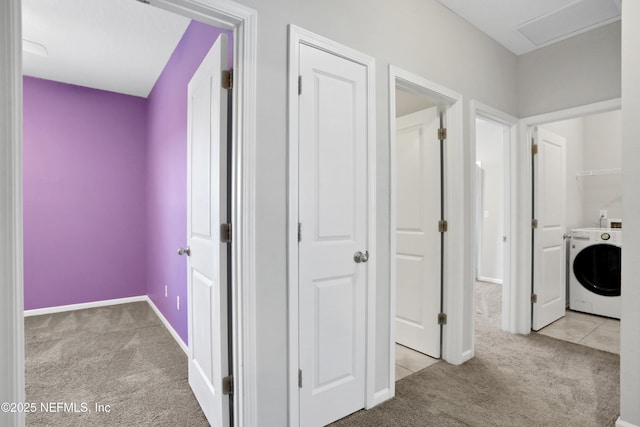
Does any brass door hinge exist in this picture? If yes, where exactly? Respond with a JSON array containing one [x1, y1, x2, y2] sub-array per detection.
[[531, 219, 538, 229], [221, 223, 232, 243], [437, 312, 447, 325], [222, 375, 234, 395], [531, 143, 538, 156], [531, 293, 538, 304], [438, 220, 448, 233], [222, 70, 233, 90], [438, 128, 447, 140]]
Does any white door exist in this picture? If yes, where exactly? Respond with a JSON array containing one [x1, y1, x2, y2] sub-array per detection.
[[395, 107, 441, 358], [185, 34, 230, 426], [298, 43, 369, 427], [532, 126, 566, 331]]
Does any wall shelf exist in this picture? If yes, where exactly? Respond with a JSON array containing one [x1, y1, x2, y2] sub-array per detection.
[[576, 168, 621, 177]]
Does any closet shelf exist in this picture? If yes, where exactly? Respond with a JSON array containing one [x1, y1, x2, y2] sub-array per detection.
[[576, 168, 621, 177]]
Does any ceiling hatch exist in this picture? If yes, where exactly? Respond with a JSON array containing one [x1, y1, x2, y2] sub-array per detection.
[[516, 0, 621, 46]]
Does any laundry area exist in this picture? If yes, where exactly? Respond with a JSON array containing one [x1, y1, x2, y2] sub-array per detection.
[[475, 109, 622, 353]]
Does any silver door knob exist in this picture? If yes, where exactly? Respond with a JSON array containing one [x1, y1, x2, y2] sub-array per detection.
[[177, 246, 191, 256], [354, 250, 369, 263]]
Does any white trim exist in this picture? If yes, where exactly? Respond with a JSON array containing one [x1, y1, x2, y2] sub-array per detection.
[[146, 297, 189, 355], [388, 65, 469, 368], [469, 100, 519, 335], [287, 25, 377, 425], [476, 277, 503, 285], [616, 417, 639, 427], [4, 1, 258, 426], [515, 98, 622, 334], [387, 68, 398, 403], [0, 0, 24, 425], [24, 296, 147, 317]]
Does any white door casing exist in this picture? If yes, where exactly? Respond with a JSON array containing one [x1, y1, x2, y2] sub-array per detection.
[[297, 42, 369, 427], [186, 33, 229, 426], [395, 107, 441, 358], [532, 126, 567, 331]]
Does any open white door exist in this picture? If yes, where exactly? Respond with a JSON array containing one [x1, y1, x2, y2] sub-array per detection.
[[184, 34, 230, 426], [532, 126, 566, 331], [298, 43, 369, 427], [395, 107, 441, 358]]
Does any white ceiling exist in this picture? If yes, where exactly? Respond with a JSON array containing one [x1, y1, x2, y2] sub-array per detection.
[[437, 0, 621, 55], [396, 88, 437, 118], [22, 0, 190, 98]]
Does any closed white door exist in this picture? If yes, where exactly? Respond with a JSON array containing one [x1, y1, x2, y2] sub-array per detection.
[[532, 127, 566, 331], [298, 43, 369, 427], [185, 34, 230, 426], [395, 107, 441, 358]]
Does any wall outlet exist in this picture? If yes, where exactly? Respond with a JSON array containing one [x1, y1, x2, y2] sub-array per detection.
[[177, 296, 180, 311], [165, 285, 168, 298], [600, 210, 608, 218]]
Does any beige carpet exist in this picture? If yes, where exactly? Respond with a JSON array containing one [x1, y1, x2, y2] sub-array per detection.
[[333, 282, 620, 427], [25, 302, 208, 426]]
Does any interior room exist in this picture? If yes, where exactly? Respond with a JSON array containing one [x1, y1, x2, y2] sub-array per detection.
[[4, 0, 640, 426], [21, 0, 232, 423]]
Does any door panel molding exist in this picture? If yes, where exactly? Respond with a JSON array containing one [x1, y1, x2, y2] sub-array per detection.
[[288, 25, 376, 426]]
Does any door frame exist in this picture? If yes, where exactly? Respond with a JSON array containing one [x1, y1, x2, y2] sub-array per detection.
[[287, 25, 377, 425], [388, 65, 469, 383], [513, 98, 622, 334], [469, 101, 518, 334], [0, 0, 258, 426]]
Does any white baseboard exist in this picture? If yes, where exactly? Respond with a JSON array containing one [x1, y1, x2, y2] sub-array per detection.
[[24, 295, 147, 317], [617, 417, 639, 427], [476, 276, 503, 285], [24, 295, 188, 356], [145, 296, 188, 355]]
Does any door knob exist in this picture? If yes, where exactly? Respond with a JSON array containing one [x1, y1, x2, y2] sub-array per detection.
[[354, 251, 369, 263], [177, 246, 191, 256]]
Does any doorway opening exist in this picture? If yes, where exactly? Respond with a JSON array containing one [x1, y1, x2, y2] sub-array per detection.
[[3, 0, 257, 425], [513, 99, 621, 337], [389, 66, 467, 389], [528, 108, 622, 356], [469, 101, 518, 352], [474, 116, 509, 333]]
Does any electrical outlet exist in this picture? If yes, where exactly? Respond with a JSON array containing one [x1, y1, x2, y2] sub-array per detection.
[[600, 210, 608, 218], [177, 296, 180, 311], [165, 285, 168, 298]]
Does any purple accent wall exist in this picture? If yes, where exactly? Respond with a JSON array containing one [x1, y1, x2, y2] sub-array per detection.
[[146, 21, 231, 343], [23, 76, 148, 310]]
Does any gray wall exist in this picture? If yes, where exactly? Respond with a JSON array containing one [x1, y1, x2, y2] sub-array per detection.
[[229, 0, 519, 424], [518, 21, 621, 118]]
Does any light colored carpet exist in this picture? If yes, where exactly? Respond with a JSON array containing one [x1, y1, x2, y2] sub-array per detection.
[[25, 302, 208, 426], [333, 282, 620, 427]]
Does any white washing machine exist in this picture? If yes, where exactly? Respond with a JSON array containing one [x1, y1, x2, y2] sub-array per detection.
[[569, 228, 621, 319]]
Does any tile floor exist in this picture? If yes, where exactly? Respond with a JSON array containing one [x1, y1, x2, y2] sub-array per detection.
[[536, 309, 620, 354], [395, 308, 619, 382], [394, 344, 440, 381]]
